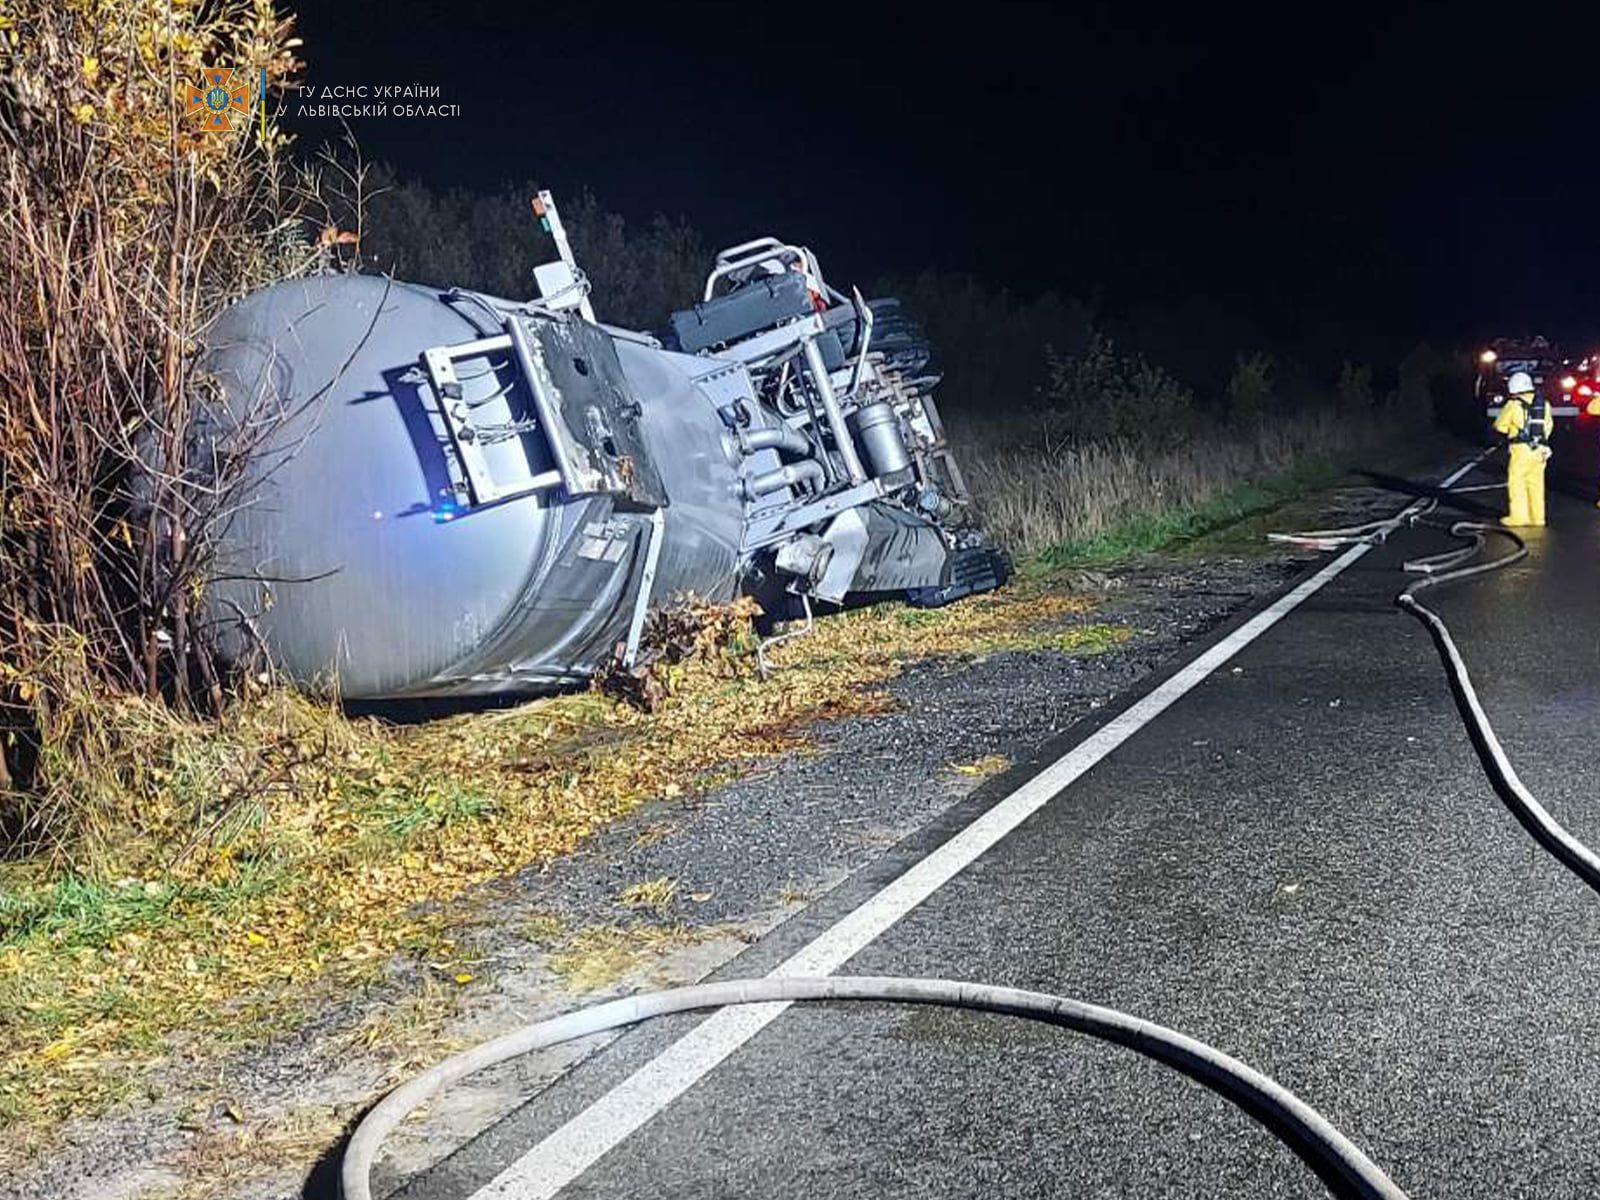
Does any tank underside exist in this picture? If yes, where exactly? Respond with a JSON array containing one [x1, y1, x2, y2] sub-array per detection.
[[202, 226, 1006, 698]]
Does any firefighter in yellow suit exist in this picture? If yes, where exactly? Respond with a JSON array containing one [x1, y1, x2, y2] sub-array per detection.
[[1493, 371, 1553, 527], [1588, 393, 1600, 508]]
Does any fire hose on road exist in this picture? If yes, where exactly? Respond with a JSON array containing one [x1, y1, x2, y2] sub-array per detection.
[[339, 975, 1409, 1200], [1273, 452, 1600, 898], [341, 458, 1600, 1200], [1396, 521, 1600, 896]]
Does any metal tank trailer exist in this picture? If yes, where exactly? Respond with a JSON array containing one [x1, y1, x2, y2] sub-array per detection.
[[202, 192, 1008, 698]]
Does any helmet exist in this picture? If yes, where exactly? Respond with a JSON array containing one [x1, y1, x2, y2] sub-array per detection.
[[1507, 371, 1535, 396]]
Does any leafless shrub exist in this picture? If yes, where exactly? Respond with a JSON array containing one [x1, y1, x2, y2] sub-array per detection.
[[349, 175, 709, 330], [0, 0, 306, 826]]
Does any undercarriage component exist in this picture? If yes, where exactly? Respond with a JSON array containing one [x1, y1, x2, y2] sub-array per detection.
[[773, 534, 833, 587], [906, 544, 1013, 608], [851, 401, 912, 479]]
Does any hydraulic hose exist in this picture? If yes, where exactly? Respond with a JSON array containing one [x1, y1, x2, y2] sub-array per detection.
[[340, 975, 1409, 1200]]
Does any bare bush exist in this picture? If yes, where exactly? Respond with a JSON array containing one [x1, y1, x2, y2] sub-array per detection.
[[1041, 329, 1196, 444], [0, 0, 304, 831], [1337, 360, 1376, 414], [1225, 351, 1275, 426], [879, 272, 1097, 415]]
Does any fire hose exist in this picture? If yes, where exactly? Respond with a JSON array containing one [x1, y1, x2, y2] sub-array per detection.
[[339, 974, 1407, 1200], [341, 457, 1594, 1200], [1274, 453, 1600, 898], [1396, 521, 1600, 895]]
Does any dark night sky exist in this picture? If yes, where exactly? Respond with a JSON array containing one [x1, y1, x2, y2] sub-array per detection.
[[283, 0, 1600, 367]]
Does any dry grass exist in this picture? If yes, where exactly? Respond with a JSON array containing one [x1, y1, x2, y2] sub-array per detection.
[[954, 407, 1424, 560], [616, 876, 679, 911], [546, 923, 703, 994], [163, 1102, 351, 1200]]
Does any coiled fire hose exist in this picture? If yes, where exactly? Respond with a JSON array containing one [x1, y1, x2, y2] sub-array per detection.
[[342, 458, 1595, 1200], [1266, 499, 1439, 552]]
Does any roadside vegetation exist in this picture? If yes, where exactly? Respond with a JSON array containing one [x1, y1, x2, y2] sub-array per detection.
[[0, 0, 1460, 1172], [959, 405, 1426, 563]]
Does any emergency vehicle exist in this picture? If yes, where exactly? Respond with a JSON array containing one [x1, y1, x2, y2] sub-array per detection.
[[1551, 349, 1600, 417], [1476, 337, 1562, 418]]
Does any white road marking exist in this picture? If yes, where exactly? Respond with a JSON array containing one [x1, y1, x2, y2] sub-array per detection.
[[471, 459, 1483, 1199]]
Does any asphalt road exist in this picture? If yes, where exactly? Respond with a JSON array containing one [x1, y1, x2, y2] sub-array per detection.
[[390, 457, 1600, 1200]]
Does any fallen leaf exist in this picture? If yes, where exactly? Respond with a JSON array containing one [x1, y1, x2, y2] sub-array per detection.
[[40, 1038, 75, 1063], [949, 753, 1010, 778]]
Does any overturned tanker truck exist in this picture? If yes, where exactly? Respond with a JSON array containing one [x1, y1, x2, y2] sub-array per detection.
[[202, 193, 1008, 698]]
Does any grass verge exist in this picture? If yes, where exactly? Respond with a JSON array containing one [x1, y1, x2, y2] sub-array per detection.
[[957, 407, 1440, 561], [1028, 427, 1454, 569], [1035, 449, 1365, 567]]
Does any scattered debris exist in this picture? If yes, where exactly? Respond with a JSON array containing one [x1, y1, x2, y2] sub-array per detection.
[[594, 598, 762, 711]]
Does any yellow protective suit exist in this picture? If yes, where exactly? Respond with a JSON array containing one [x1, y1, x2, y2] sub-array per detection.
[[1590, 397, 1600, 508], [1493, 394, 1553, 526]]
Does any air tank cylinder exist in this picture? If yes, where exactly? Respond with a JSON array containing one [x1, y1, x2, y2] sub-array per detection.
[[851, 402, 912, 478]]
